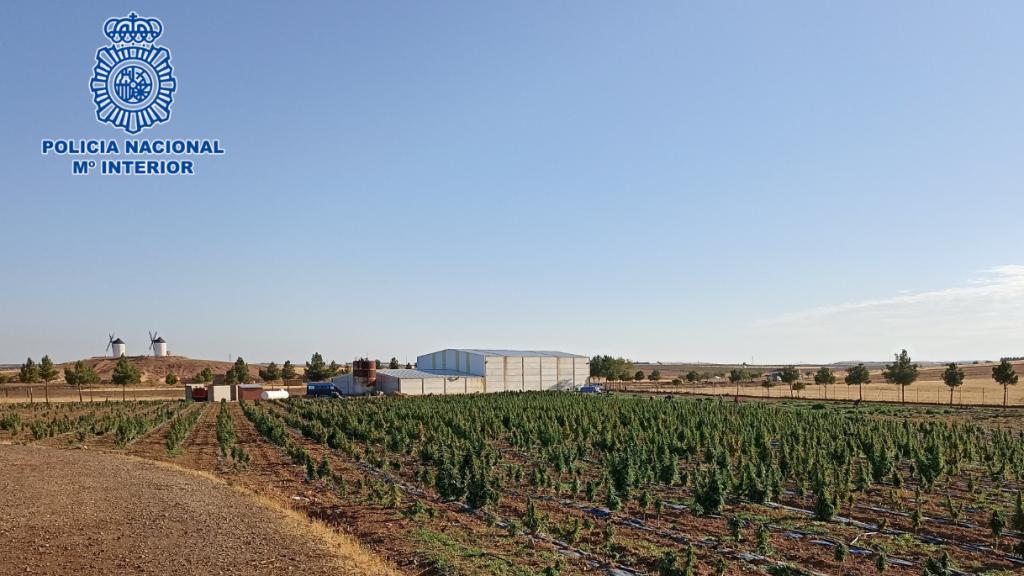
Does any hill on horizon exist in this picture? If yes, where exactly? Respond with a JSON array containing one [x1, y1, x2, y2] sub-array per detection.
[[0, 355, 307, 385]]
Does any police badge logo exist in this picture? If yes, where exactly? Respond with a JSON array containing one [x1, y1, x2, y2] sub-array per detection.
[[89, 13, 177, 134]]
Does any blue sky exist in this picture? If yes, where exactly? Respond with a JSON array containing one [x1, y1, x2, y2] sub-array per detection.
[[2, 1, 1023, 365]]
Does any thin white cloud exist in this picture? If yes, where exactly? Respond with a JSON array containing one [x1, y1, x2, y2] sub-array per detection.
[[764, 265, 1024, 324], [755, 266, 1024, 360]]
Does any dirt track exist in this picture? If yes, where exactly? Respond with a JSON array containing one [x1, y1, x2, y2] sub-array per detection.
[[0, 445, 384, 575]]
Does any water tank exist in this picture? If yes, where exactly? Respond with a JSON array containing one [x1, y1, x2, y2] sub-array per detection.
[[260, 389, 289, 400], [352, 358, 376, 388]]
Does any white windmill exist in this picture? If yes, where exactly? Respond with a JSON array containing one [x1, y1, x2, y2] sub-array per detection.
[[149, 331, 168, 357], [107, 333, 126, 357]]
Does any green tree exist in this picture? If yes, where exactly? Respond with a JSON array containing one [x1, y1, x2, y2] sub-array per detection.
[[911, 506, 923, 533], [756, 524, 771, 556], [992, 359, 1018, 408], [258, 361, 281, 383], [305, 352, 337, 381], [922, 551, 956, 576], [814, 486, 836, 521], [388, 357, 400, 369], [779, 365, 800, 398], [1012, 491, 1024, 532], [729, 368, 748, 400], [728, 515, 742, 542], [657, 551, 680, 576], [845, 363, 871, 402], [231, 357, 250, 383], [466, 466, 498, 510], [19, 358, 39, 403], [882, 349, 918, 404], [636, 489, 651, 515], [682, 543, 696, 576], [38, 355, 58, 403], [589, 356, 635, 380], [280, 360, 297, 381], [633, 370, 645, 382], [649, 369, 661, 382], [814, 366, 836, 399], [523, 498, 544, 534], [694, 469, 724, 514], [834, 542, 848, 563], [111, 355, 141, 401], [165, 372, 179, 385], [991, 508, 1006, 547], [605, 485, 622, 511], [941, 362, 964, 405], [685, 370, 700, 384], [19, 357, 39, 383], [64, 361, 99, 403]]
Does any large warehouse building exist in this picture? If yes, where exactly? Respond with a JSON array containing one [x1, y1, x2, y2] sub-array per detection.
[[331, 349, 589, 396]]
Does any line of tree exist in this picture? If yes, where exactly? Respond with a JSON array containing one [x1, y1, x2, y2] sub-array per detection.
[[992, 359, 1018, 407], [224, 357, 250, 384], [589, 356, 636, 381], [193, 367, 215, 384], [111, 355, 141, 401], [64, 361, 100, 402], [814, 366, 836, 399], [941, 362, 964, 405], [17, 356, 60, 403], [882, 349, 919, 404], [305, 352, 340, 382], [844, 363, 871, 401], [729, 368, 748, 400]]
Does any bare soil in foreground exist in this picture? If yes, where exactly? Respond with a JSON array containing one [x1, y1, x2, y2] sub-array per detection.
[[0, 444, 392, 576]]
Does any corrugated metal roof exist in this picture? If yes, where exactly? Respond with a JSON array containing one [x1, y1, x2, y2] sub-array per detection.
[[378, 368, 477, 379], [450, 349, 588, 359]]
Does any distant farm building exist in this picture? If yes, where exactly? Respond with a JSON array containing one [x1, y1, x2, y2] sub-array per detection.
[[332, 349, 589, 396]]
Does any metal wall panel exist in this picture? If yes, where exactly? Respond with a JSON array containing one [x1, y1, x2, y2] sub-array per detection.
[[506, 356, 526, 390], [484, 357, 504, 392], [443, 377, 466, 395], [468, 353, 486, 376], [573, 358, 590, 387], [398, 379, 422, 395], [523, 357, 541, 391], [422, 377, 445, 395], [557, 357, 574, 388], [465, 376, 484, 394], [415, 352, 441, 370], [540, 357, 558, 390]]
